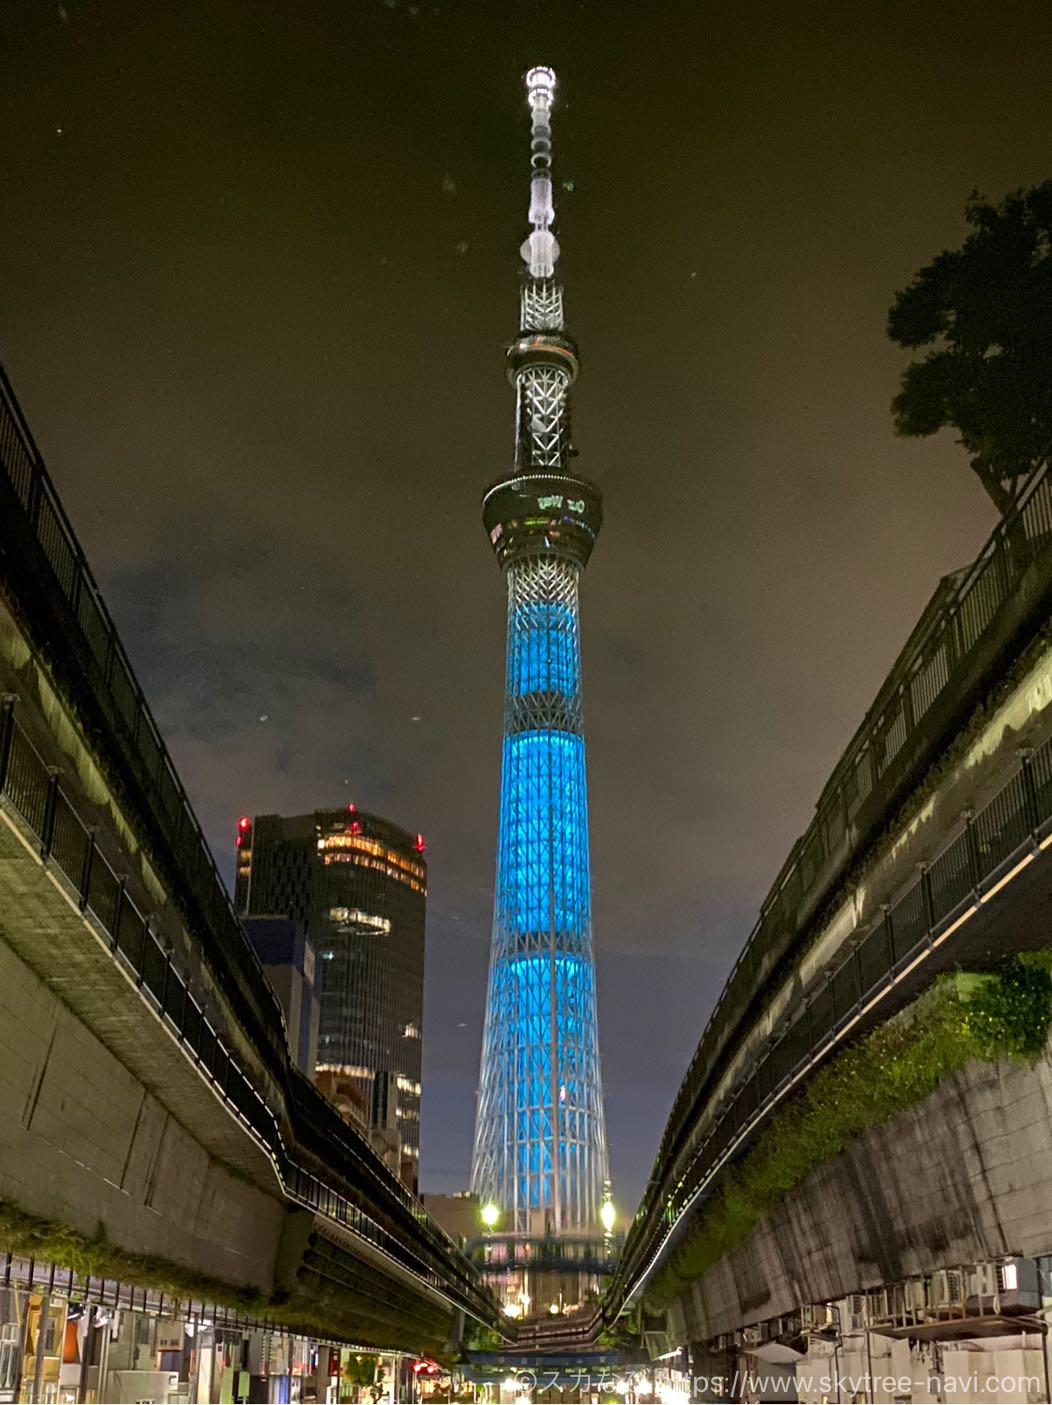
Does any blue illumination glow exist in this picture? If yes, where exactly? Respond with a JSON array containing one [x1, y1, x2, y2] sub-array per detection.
[[495, 730, 590, 943], [484, 953, 596, 1210], [508, 601, 578, 697], [472, 556, 609, 1231]]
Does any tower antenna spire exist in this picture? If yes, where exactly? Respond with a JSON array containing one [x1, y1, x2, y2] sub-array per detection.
[[519, 66, 565, 335], [522, 66, 559, 281]]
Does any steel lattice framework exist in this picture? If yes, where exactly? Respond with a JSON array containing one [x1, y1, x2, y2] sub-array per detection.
[[471, 67, 609, 1236]]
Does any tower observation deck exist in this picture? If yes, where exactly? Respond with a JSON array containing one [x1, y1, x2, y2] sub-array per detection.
[[471, 67, 610, 1238]]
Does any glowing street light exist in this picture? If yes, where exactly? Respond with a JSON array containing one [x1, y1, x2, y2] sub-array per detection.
[[600, 1197, 616, 1233], [480, 1201, 501, 1229]]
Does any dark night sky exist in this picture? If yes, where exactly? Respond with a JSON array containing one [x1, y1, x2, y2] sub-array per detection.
[[3, 0, 1050, 1211]]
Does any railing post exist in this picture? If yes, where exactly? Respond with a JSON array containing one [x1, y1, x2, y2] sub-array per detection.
[[919, 862, 934, 938], [1018, 747, 1041, 836], [994, 530, 1013, 599], [945, 606, 961, 673], [882, 903, 894, 968], [24, 461, 42, 531], [963, 808, 981, 893], [159, 951, 172, 1016], [850, 940, 863, 1005], [110, 877, 127, 951], [40, 767, 61, 859], [900, 677, 915, 739], [78, 828, 96, 911], [0, 694, 17, 793], [136, 919, 153, 986]]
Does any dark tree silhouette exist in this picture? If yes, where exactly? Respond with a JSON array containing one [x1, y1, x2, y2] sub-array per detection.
[[888, 181, 1052, 516]]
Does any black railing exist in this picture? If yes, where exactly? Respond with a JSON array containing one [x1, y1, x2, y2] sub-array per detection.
[[0, 698, 496, 1322], [0, 364, 291, 1072], [608, 731, 1052, 1311], [0, 1252, 319, 1342], [0, 365, 498, 1327], [639, 461, 1052, 1225]]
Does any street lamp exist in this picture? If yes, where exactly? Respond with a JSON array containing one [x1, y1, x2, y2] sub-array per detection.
[[480, 1201, 501, 1229]]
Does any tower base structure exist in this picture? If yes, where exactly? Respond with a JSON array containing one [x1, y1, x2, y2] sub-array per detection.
[[466, 1230, 621, 1323]]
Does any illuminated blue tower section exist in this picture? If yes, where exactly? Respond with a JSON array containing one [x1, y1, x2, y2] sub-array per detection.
[[471, 67, 609, 1236]]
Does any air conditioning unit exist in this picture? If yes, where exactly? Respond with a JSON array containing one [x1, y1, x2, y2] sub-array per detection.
[[866, 1289, 890, 1325], [931, 1269, 963, 1309], [967, 1258, 1040, 1313], [800, 1304, 838, 1334]]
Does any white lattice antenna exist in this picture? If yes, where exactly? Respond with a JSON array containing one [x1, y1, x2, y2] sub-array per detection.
[[521, 66, 560, 279]]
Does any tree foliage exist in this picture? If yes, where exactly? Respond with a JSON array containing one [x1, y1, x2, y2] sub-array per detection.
[[888, 181, 1052, 513]]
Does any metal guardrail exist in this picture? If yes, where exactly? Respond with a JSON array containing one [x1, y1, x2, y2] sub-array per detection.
[[0, 364, 497, 1327], [609, 730, 1052, 1311], [0, 364, 291, 1068], [0, 696, 493, 1322], [634, 463, 1052, 1217], [0, 1251, 315, 1340]]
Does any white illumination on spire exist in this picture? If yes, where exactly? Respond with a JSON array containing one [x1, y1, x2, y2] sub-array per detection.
[[521, 66, 560, 278]]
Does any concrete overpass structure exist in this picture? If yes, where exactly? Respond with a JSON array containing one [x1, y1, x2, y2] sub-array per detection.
[[518, 464, 1052, 1399], [0, 362, 504, 1369]]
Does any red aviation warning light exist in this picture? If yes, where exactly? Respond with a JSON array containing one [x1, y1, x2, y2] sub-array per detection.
[[414, 834, 427, 853]]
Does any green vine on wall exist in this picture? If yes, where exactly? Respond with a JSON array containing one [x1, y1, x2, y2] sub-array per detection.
[[0, 1202, 446, 1354], [643, 954, 1052, 1311]]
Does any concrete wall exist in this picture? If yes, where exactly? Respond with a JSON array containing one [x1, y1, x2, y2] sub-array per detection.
[[0, 934, 286, 1291], [673, 1031, 1052, 1343]]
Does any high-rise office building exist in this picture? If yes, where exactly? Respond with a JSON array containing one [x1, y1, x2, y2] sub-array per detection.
[[470, 67, 610, 1238], [235, 806, 426, 1188], [242, 914, 320, 1077]]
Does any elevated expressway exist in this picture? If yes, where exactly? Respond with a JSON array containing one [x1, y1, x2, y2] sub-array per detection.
[[0, 364, 503, 1355], [522, 461, 1052, 1369]]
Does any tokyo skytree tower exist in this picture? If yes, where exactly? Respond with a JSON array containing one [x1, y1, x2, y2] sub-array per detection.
[[470, 67, 610, 1236]]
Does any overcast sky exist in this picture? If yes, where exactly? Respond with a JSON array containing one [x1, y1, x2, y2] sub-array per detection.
[[3, 0, 1049, 1211]]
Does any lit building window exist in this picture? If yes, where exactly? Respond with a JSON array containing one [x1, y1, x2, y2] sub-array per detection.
[[329, 906, 392, 934]]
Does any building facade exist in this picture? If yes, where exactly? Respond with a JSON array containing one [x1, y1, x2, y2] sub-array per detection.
[[470, 67, 610, 1239], [235, 806, 426, 1188], [242, 914, 320, 1076]]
